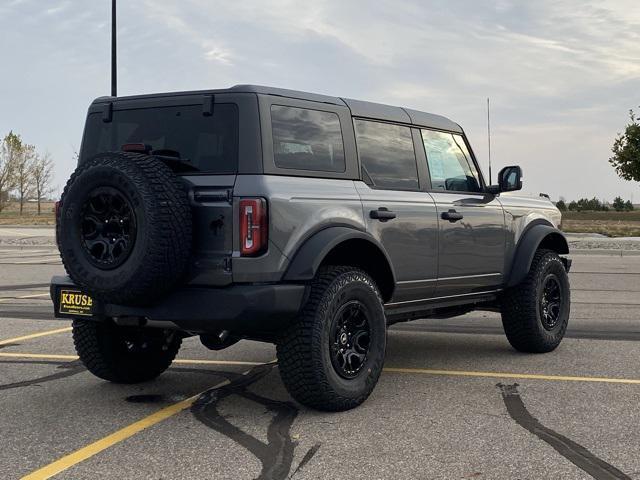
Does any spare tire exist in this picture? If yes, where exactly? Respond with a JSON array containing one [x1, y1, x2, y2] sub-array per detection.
[[57, 152, 192, 306]]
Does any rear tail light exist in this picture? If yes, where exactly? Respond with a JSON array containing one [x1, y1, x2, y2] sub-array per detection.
[[239, 198, 268, 256]]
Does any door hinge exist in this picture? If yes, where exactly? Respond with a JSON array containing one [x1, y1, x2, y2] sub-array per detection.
[[223, 257, 232, 272]]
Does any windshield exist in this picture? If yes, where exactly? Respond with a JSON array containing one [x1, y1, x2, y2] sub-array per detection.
[[81, 103, 239, 173]]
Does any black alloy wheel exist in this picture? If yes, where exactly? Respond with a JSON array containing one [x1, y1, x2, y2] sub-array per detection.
[[80, 186, 137, 269], [540, 274, 562, 330], [330, 300, 371, 379]]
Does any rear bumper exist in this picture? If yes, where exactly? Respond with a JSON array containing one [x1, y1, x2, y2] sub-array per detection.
[[50, 275, 307, 334]]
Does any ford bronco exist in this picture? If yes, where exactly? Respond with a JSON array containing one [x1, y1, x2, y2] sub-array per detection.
[[52, 85, 571, 411]]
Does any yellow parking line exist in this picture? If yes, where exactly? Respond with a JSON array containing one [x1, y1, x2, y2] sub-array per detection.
[[174, 358, 265, 366], [0, 292, 50, 303], [384, 367, 640, 385], [21, 379, 230, 480], [21, 361, 274, 480], [0, 327, 71, 346], [0, 352, 265, 367], [2, 351, 640, 386]]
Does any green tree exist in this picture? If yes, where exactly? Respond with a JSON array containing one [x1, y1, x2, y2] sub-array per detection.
[[625, 200, 634, 211], [613, 196, 626, 212], [568, 200, 578, 211], [0, 131, 23, 212], [556, 199, 567, 211], [15, 143, 35, 215], [32, 152, 54, 215], [610, 109, 640, 182]]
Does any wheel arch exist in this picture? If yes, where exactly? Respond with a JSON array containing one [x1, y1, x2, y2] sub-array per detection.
[[506, 222, 569, 287], [283, 227, 396, 302]]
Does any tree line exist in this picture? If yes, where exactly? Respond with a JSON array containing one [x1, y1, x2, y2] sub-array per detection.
[[0, 131, 54, 215], [556, 197, 635, 212]]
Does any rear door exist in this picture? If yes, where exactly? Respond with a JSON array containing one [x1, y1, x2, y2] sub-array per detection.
[[354, 119, 438, 303], [419, 129, 505, 297]]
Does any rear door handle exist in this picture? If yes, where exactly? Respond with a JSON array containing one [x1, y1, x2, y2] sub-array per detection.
[[441, 209, 464, 222], [370, 207, 396, 222]]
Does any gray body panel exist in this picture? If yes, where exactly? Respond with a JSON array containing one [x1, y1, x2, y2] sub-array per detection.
[[232, 175, 365, 283], [354, 181, 438, 302], [429, 192, 506, 297], [76, 84, 568, 327]]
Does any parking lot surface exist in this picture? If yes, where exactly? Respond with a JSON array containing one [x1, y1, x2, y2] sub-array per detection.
[[1, 244, 640, 479]]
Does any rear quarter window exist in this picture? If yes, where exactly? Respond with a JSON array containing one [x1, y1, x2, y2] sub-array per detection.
[[270, 105, 346, 173], [81, 104, 239, 173]]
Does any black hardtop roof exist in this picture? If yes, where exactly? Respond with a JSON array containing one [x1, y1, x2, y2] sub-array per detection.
[[92, 84, 462, 133]]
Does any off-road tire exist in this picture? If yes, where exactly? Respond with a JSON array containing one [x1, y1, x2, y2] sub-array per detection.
[[72, 319, 181, 383], [277, 266, 387, 411], [501, 249, 570, 353], [57, 152, 191, 306]]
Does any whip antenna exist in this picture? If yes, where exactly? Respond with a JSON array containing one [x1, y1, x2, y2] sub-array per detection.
[[487, 97, 492, 184], [111, 0, 117, 97]]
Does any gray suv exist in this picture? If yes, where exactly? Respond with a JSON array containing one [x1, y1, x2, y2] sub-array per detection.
[[52, 85, 571, 411]]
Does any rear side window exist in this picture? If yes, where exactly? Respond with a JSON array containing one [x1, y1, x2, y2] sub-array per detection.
[[421, 130, 481, 192], [354, 120, 419, 191], [81, 104, 239, 173], [271, 105, 345, 172]]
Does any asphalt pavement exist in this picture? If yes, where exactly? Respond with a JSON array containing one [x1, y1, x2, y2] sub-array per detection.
[[1, 239, 639, 479]]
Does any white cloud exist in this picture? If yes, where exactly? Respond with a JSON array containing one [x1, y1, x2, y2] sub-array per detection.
[[0, 0, 638, 201]]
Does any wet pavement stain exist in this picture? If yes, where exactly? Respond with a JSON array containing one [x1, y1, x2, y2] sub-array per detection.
[[125, 394, 165, 403], [0, 359, 84, 391], [191, 363, 318, 480], [498, 383, 631, 480]]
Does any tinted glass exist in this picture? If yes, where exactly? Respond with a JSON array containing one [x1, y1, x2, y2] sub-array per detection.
[[81, 104, 239, 173], [271, 105, 345, 172], [354, 120, 418, 190], [421, 130, 481, 192]]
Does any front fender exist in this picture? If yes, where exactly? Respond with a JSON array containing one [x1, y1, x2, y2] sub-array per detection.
[[506, 224, 569, 287]]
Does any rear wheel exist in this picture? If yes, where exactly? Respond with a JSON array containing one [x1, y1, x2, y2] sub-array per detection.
[[277, 266, 387, 411], [72, 319, 181, 383], [501, 249, 570, 353]]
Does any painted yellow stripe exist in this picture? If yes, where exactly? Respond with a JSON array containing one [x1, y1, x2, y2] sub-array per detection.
[[0, 352, 77, 360], [174, 358, 264, 366], [0, 327, 71, 346], [0, 352, 265, 367], [20, 380, 229, 480], [383, 367, 640, 385], [0, 292, 50, 303], [21, 361, 275, 480], [2, 351, 640, 386]]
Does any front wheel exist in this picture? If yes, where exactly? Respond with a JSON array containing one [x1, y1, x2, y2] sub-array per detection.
[[72, 319, 182, 383], [277, 266, 387, 411], [501, 249, 570, 353]]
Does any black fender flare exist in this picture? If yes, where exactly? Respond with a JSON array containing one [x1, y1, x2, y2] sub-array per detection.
[[283, 226, 396, 284], [506, 222, 569, 287]]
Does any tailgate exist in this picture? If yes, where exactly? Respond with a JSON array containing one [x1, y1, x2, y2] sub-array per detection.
[[184, 175, 236, 286]]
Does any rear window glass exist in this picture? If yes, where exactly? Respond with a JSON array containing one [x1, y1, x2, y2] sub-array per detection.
[[271, 105, 345, 172], [354, 119, 419, 191], [81, 104, 239, 173]]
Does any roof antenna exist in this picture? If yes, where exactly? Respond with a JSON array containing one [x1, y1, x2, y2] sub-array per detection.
[[487, 97, 492, 184], [111, 0, 117, 97]]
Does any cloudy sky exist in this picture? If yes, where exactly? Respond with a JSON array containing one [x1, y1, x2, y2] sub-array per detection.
[[1, 0, 639, 201]]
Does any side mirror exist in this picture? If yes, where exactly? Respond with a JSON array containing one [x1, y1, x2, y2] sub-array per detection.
[[487, 165, 523, 193]]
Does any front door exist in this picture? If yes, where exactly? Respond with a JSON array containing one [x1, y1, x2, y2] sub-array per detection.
[[420, 129, 505, 297]]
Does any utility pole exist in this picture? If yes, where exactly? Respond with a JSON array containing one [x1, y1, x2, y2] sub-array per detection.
[[487, 97, 492, 184], [111, 0, 117, 97]]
